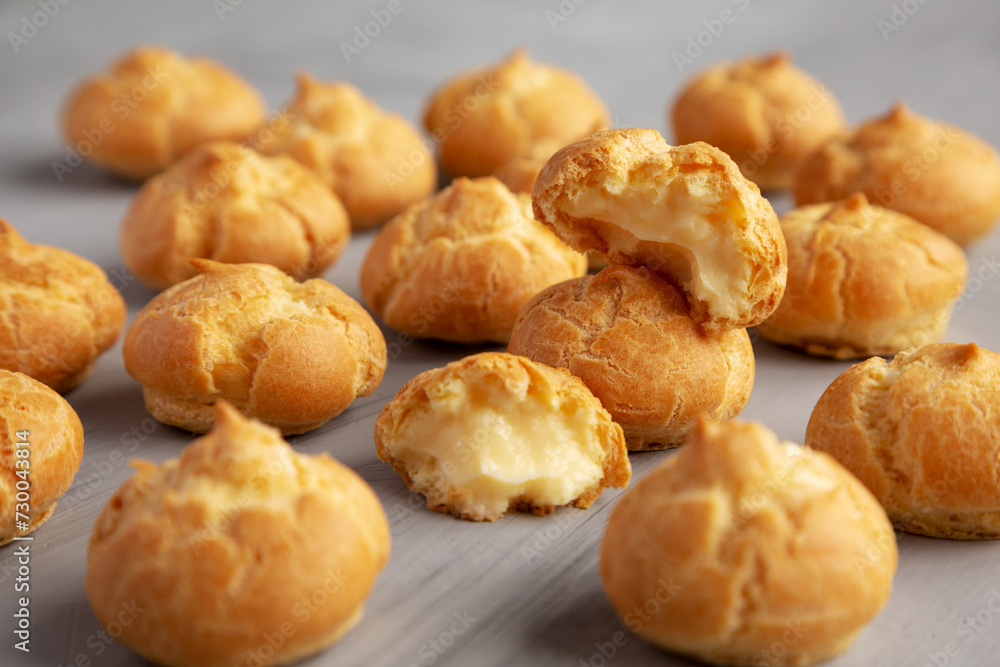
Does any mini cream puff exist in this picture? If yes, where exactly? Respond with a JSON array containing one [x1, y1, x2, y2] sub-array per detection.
[[62, 46, 265, 180], [795, 103, 1000, 246], [807, 342, 1000, 539], [123, 261, 386, 435], [86, 402, 391, 667], [672, 52, 845, 190], [602, 418, 897, 666], [374, 352, 630, 522], [533, 129, 787, 333]]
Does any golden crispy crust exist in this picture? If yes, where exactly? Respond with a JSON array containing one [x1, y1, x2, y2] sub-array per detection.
[[374, 352, 630, 521], [424, 50, 610, 178], [121, 142, 350, 289], [62, 46, 265, 181], [757, 194, 968, 359], [360, 177, 586, 344], [0, 370, 84, 544], [257, 73, 436, 229], [533, 129, 787, 334], [120, 141, 350, 290], [794, 103, 1000, 246], [123, 260, 386, 435], [601, 418, 897, 666], [0, 220, 126, 393], [672, 52, 845, 190], [508, 265, 754, 450], [86, 402, 390, 667], [806, 343, 1000, 539]]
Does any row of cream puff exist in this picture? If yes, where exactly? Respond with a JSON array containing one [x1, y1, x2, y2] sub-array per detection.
[[61, 47, 608, 228], [67, 46, 1000, 245], [0, 129, 972, 424], [15, 336, 989, 667]]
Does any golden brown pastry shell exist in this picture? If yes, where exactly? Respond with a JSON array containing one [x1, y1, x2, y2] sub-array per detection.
[[123, 260, 386, 435], [601, 418, 897, 666], [806, 342, 1000, 539], [0, 370, 84, 544], [62, 46, 265, 181], [795, 103, 1000, 246], [0, 220, 125, 393], [757, 194, 968, 359], [86, 402, 390, 667], [360, 176, 586, 344], [508, 264, 754, 450]]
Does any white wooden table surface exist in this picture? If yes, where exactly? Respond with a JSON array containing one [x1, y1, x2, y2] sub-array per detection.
[[2, 1, 999, 666]]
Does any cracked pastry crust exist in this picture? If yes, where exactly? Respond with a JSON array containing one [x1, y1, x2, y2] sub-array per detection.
[[0, 370, 84, 545], [256, 73, 436, 229], [533, 129, 787, 334], [374, 352, 630, 522], [424, 49, 610, 179], [0, 220, 126, 393], [756, 193, 968, 359], [123, 260, 386, 435], [601, 418, 897, 667], [507, 264, 754, 450], [794, 103, 1000, 246], [120, 141, 350, 291], [360, 176, 586, 344], [86, 401, 390, 667], [62, 46, 265, 181], [806, 342, 1000, 539], [671, 52, 845, 191]]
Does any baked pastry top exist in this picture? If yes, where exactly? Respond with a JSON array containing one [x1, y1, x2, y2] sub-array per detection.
[[62, 46, 265, 181], [375, 352, 630, 522], [0, 219, 126, 393], [795, 103, 1000, 246], [601, 418, 897, 667], [257, 73, 437, 229], [0, 370, 84, 545], [120, 140, 350, 290], [508, 264, 754, 450], [361, 176, 586, 344], [123, 260, 386, 435], [806, 342, 1000, 539], [672, 51, 845, 190], [533, 129, 787, 333], [424, 50, 609, 179], [86, 401, 391, 667], [757, 193, 968, 359]]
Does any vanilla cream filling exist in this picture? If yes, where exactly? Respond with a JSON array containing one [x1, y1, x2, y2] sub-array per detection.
[[562, 178, 746, 317], [391, 376, 606, 519]]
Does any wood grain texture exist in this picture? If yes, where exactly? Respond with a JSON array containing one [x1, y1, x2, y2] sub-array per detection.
[[1, 1, 999, 666]]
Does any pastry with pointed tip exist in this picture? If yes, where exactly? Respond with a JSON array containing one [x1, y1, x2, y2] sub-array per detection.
[[795, 103, 1000, 246], [120, 141, 350, 290], [533, 128, 787, 333], [0, 219, 126, 392], [62, 46, 265, 181], [0, 370, 84, 545], [757, 193, 968, 359], [424, 49, 610, 179], [508, 264, 754, 450], [806, 342, 1000, 539], [672, 51, 845, 190], [256, 73, 436, 229], [375, 352, 630, 522], [601, 417, 897, 666], [360, 176, 586, 344], [86, 401, 391, 667], [123, 260, 386, 435]]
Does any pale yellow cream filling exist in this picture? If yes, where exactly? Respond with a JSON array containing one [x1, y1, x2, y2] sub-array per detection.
[[562, 177, 746, 317], [391, 376, 606, 519]]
